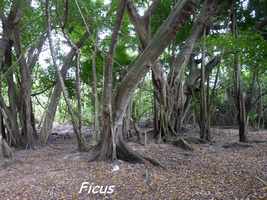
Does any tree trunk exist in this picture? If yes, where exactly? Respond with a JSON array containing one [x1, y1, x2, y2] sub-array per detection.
[[257, 78, 263, 129], [153, 90, 160, 136], [0, 5, 25, 147], [40, 33, 88, 144], [3, 34, 22, 146], [199, 28, 210, 141], [166, 0, 217, 138], [122, 99, 133, 140], [0, 111, 5, 141], [0, 80, 6, 142], [152, 63, 169, 142], [46, 0, 88, 151], [91, 40, 100, 142], [231, 1, 248, 142], [99, 0, 127, 161], [0, 134, 13, 160], [0, 2, 46, 148], [13, 24, 35, 148], [108, 0, 198, 164], [76, 53, 82, 134], [30, 99, 38, 139], [234, 55, 248, 142], [176, 95, 192, 131]]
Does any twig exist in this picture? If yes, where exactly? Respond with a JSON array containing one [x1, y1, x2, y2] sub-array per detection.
[[255, 176, 267, 186]]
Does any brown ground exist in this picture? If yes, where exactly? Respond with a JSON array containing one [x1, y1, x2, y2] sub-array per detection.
[[0, 128, 266, 200]]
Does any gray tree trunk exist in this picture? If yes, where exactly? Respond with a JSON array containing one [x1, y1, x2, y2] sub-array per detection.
[[199, 29, 210, 141], [231, 1, 248, 142], [91, 40, 100, 143], [99, 0, 127, 161], [0, 134, 13, 160], [76, 53, 82, 134]]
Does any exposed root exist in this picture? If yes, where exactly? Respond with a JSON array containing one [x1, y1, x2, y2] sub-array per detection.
[[77, 145, 91, 152], [116, 139, 144, 163], [255, 176, 267, 186], [87, 150, 100, 162], [89, 139, 165, 168], [87, 143, 101, 162], [117, 139, 165, 168], [249, 140, 267, 144], [222, 142, 254, 149], [166, 137, 194, 151], [171, 138, 194, 151], [183, 136, 207, 144], [142, 155, 165, 169], [133, 122, 143, 144]]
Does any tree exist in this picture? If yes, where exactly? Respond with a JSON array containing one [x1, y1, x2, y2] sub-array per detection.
[[45, 0, 89, 151], [231, 1, 248, 142], [199, 28, 211, 141], [128, 0, 219, 141], [99, 0, 127, 161], [39, 33, 88, 145], [94, 0, 201, 164], [0, 1, 46, 148]]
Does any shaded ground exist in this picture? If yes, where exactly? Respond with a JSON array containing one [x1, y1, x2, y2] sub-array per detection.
[[0, 127, 266, 200]]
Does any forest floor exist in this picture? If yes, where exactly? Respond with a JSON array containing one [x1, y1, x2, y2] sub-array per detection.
[[0, 126, 267, 200]]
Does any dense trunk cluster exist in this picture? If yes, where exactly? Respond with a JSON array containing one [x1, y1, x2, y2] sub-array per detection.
[[94, 0, 222, 163], [0, 2, 44, 149], [126, 0, 219, 143]]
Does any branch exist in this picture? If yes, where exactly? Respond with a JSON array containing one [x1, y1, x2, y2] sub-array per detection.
[[114, 0, 198, 122], [251, 91, 267, 108], [127, 0, 161, 49], [142, 0, 161, 20], [168, 0, 218, 87], [126, 0, 148, 48], [62, 0, 69, 29], [191, 55, 221, 86], [31, 83, 54, 97], [211, 64, 220, 99], [27, 33, 47, 69]]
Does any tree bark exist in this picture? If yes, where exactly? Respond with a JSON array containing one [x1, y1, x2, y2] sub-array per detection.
[[152, 63, 168, 141], [1, 3, 31, 148], [0, 20, 23, 146], [0, 2, 46, 148], [76, 53, 82, 134], [231, 1, 248, 142], [99, 0, 127, 161], [0, 134, 13, 160], [91, 39, 100, 142], [122, 97, 134, 140], [199, 28, 210, 141], [5, 38, 22, 146], [12, 14, 35, 148]]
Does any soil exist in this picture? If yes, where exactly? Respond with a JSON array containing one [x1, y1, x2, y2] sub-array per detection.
[[0, 126, 266, 200]]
